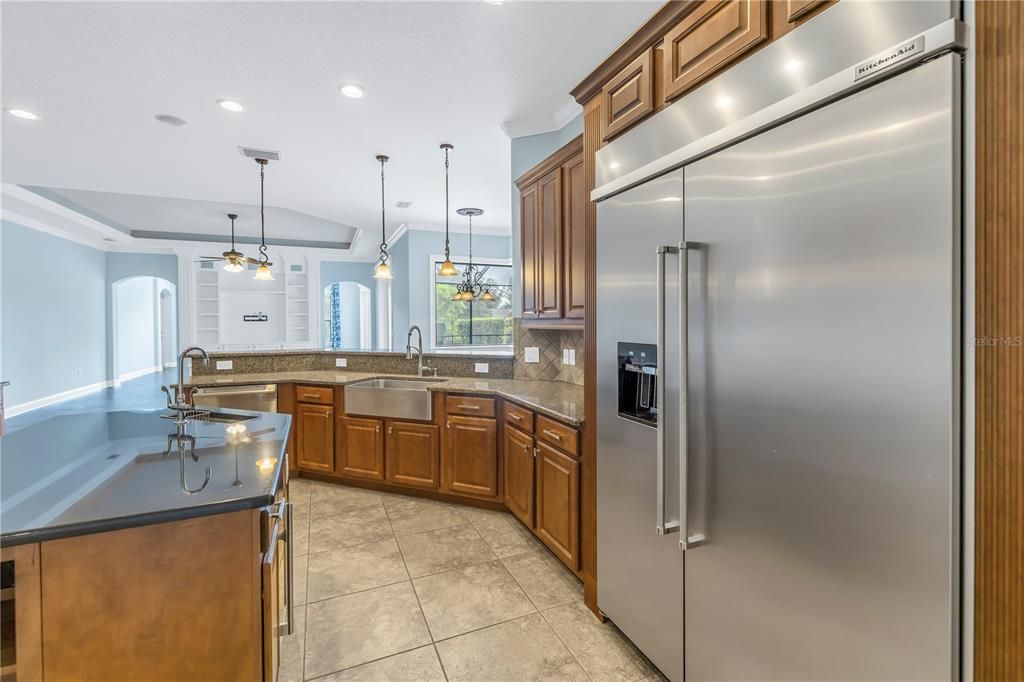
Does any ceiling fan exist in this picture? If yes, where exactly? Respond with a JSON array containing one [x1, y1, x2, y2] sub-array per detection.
[[196, 213, 259, 272]]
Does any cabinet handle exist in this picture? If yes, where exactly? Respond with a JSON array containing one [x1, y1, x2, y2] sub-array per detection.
[[302, 393, 320, 401], [388, 426, 393, 434], [542, 429, 562, 441], [509, 413, 521, 422], [458, 404, 481, 410], [533, 447, 538, 459], [376, 424, 381, 433], [447, 421, 451, 429]]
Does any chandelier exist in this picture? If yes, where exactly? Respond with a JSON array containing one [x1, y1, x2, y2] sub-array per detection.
[[452, 208, 495, 302]]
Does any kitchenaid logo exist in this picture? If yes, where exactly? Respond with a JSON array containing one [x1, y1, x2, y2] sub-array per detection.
[[854, 36, 925, 81]]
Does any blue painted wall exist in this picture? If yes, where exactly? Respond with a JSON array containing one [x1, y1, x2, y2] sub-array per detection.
[[509, 114, 583, 315], [388, 236, 410, 350], [320, 260, 378, 349], [1, 221, 108, 406], [105, 252, 178, 379]]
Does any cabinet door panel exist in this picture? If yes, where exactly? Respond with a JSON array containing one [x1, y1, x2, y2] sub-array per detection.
[[535, 442, 580, 570], [562, 153, 586, 320], [295, 403, 334, 472], [337, 416, 385, 480], [520, 183, 539, 317], [504, 425, 536, 527], [442, 415, 498, 498], [386, 421, 439, 490], [601, 49, 654, 141], [536, 168, 564, 319], [663, 0, 768, 102]]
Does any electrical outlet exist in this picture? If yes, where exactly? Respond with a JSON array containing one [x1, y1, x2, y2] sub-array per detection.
[[216, 360, 233, 371], [475, 362, 489, 374], [336, 358, 347, 368], [525, 347, 540, 363], [568, 349, 576, 365]]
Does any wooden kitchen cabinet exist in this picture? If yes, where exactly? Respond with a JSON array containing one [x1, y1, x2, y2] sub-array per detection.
[[295, 403, 334, 473], [337, 416, 385, 481], [385, 421, 439, 490], [504, 425, 535, 527], [261, 503, 285, 682], [601, 48, 654, 141], [442, 414, 499, 498], [535, 441, 580, 571], [515, 137, 585, 328], [662, 0, 768, 103], [520, 183, 539, 318], [769, 0, 834, 40]]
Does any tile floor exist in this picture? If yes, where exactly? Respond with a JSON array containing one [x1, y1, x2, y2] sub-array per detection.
[[285, 478, 664, 682]]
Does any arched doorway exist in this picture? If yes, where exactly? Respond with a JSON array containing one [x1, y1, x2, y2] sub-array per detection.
[[111, 276, 176, 381], [323, 281, 371, 350]]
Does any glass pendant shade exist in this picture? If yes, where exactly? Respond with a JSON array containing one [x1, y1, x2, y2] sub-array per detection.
[[373, 261, 393, 279], [253, 263, 274, 281], [438, 259, 459, 277], [479, 289, 496, 302], [223, 260, 244, 273]]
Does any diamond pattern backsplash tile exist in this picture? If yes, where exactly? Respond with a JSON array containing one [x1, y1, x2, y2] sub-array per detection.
[[513, 320, 584, 385]]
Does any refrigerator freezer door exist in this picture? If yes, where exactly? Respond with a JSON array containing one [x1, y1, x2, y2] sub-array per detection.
[[682, 55, 959, 680], [597, 169, 686, 681]]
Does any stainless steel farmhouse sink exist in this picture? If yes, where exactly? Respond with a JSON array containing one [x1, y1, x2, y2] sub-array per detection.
[[344, 378, 447, 421]]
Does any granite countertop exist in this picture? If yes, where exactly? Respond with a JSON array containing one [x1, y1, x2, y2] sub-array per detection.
[[0, 408, 290, 547], [184, 371, 585, 426]]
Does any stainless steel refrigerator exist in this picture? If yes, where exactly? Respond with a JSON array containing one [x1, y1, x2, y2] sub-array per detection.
[[595, 8, 962, 680]]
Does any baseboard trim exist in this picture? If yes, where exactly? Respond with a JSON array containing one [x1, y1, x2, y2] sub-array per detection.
[[114, 365, 162, 385], [6, 380, 114, 417]]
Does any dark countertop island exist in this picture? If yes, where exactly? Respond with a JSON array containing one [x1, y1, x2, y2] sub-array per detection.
[[0, 407, 290, 547]]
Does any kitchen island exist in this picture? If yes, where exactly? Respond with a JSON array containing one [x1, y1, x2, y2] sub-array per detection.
[[0, 408, 293, 681]]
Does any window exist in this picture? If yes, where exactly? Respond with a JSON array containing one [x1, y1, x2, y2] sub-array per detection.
[[432, 258, 513, 349]]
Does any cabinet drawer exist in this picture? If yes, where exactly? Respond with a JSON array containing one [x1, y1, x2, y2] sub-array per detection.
[[503, 402, 535, 433], [536, 415, 578, 456], [295, 385, 333, 405], [446, 395, 496, 418]]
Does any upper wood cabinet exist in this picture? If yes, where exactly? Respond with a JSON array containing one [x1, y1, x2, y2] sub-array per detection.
[[662, 0, 768, 103], [385, 421, 439, 490], [769, 0, 834, 40], [295, 402, 334, 473], [520, 183, 539, 317], [601, 48, 654, 142], [515, 136, 585, 328], [336, 416, 384, 481], [442, 414, 499, 499]]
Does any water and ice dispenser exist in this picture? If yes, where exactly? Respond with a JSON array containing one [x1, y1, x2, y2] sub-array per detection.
[[617, 342, 657, 427]]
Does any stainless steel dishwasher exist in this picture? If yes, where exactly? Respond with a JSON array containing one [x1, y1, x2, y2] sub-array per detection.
[[192, 384, 278, 413]]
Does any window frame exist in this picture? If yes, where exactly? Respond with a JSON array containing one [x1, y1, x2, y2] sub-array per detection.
[[428, 254, 514, 352]]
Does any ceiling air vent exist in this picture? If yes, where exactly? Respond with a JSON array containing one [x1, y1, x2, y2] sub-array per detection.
[[238, 147, 281, 161]]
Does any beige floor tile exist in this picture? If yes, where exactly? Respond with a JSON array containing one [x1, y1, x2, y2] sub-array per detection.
[[397, 525, 496, 578], [279, 605, 305, 682], [315, 646, 446, 682], [383, 495, 470, 536], [542, 601, 658, 682], [413, 559, 536, 641], [304, 582, 431, 678], [436, 612, 588, 682], [306, 538, 408, 602], [502, 550, 583, 610], [292, 506, 310, 557], [293, 552, 308, 606], [308, 506, 394, 553], [289, 478, 314, 506], [310, 484, 383, 519], [462, 507, 545, 558]]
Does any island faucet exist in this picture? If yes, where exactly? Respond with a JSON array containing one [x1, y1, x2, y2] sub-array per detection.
[[175, 345, 210, 407], [405, 326, 438, 377]]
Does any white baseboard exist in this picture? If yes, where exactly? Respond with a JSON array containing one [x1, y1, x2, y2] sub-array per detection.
[[6, 380, 115, 417], [114, 365, 162, 384], [163, 361, 178, 368]]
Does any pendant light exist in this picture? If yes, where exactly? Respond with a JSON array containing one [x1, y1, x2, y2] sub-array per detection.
[[253, 158, 274, 281], [453, 208, 494, 302], [373, 154, 393, 279], [437, 143, 459, 277]]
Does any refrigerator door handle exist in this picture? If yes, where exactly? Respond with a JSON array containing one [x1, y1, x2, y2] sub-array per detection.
[[656, 244, 680, 536], [680, 241, 706, 550]]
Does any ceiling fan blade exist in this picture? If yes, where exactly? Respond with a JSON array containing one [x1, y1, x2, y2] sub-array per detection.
[[243, 257, 262, 265]]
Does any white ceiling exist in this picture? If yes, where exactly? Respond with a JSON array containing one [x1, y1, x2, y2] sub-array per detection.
[[1, 1, 660, 260]]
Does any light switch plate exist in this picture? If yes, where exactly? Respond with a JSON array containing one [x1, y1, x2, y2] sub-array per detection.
[[562, 349, 569, 364], [475, 362, 489, 374], [216, 360, 233, 371], [525, 347, 540, 363], [336, 358, 347, 368]]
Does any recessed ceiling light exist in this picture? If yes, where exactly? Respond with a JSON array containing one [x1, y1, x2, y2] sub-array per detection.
[[217, 99, 246, 112], [483, 0, 504, 4], [154, 114, 188, 127], [339, 83, 367, 99], [5, 108, 39, 120]]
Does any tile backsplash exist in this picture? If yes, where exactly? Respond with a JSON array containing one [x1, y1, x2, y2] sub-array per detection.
[[513, 319, 584, 385]]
